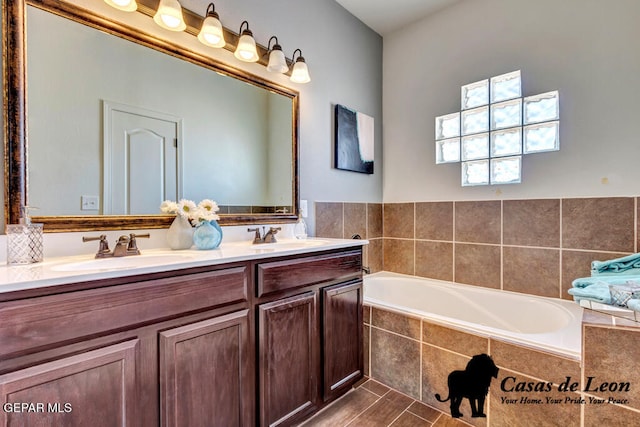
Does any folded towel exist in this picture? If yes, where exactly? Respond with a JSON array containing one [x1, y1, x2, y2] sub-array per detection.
[[568, 283, 612, 304], [592, 253, 640, 275], [627, 299, 640, 312], [572, 275, 640, 288]]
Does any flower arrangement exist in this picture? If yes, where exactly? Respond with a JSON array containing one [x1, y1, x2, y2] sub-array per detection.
[[161, 199, 220, 226]]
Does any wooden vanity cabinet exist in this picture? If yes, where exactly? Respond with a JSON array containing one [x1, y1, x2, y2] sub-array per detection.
[[0, 245, 364, 427], [159, 309, 252, 427], [322, 279, 363, 402], [0, 264, 253, 427], [256, 249, 364, 426]]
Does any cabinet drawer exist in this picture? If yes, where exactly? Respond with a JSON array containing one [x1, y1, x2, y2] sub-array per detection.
[[0, 266, 248, 359], [257, 250, 361, 298]]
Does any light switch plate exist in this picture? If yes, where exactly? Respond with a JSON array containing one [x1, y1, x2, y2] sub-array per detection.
[[81, 195, 99, 211], [300, 200, 308, 218]]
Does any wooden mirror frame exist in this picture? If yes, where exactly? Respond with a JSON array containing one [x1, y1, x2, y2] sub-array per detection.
[[3, 0, 299, 232]]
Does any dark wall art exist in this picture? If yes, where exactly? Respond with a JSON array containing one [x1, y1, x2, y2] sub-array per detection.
[[334, 104, 374, 174]]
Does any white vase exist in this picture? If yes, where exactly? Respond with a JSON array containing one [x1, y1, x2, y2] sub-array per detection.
[[166, 216, 193, 250]]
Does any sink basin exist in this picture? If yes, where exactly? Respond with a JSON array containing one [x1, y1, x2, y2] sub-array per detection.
[[51, 253, 196, 272]]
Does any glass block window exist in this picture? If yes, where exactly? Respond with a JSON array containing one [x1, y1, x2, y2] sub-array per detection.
[[435, 70, 559, 186]]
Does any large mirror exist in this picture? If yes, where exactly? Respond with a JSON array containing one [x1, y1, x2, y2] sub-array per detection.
[[4, 0, 299, 231]]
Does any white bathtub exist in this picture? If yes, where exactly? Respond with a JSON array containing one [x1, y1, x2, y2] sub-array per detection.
[[364, 272, 583, 359]]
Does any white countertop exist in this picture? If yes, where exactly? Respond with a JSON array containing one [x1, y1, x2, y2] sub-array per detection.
[[0, 238, 367, 294]]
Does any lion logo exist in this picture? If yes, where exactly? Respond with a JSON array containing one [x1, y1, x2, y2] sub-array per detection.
[[435, 353, 499, 418]]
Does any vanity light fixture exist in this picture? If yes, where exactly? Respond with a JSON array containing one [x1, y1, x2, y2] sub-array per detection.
[[153, 0, 186, 31], [266, 36, 288, 73], [234, 21, 259, 62], [197, 3, 225, 48], [104, 0, 137, 12], [290, 49, 311, 84]]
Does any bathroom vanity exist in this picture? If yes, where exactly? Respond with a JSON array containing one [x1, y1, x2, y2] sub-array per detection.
[[0, 239, 364, 426]]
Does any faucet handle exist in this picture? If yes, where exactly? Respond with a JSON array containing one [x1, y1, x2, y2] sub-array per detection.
[[269, 226, 282, 233], [127, 233, 150, 254], [247, 228, 262, 243], [263, 227, 282, 243], [83, 234, 111, 258]]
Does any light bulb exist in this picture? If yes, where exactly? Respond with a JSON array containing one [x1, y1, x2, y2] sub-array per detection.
[[104, 0, 137, 12], [153, 0, 186, 32]]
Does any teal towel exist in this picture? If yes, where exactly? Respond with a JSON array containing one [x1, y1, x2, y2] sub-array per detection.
[[592, 253, 640, 275], [568, 283, 612, 304], [572, 275, 640, 288], [628, 299, 640, 312]]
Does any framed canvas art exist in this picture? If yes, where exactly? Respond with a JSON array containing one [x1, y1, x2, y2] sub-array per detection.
[[334, 104, 374, 174]]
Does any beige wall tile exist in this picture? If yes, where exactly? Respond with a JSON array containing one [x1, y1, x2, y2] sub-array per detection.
[[384, 203, 415, 238], [372, 308, 421, 339], [584, 401, 639, 427], [583, 325, 640, 410], [384, 239, 415, 275], [416, 202, 453, 241], [345, 203, 367, 240], [315, 202, 343, 238], [422, 321, 488, 357], [561, 250, 630, 300], [368, 203, 383, 238], [367, 238, 383, 273], [562, 197, 635, 252], [490, 339, 580, 384], [363, 324, 370, 377], [503, 199, 560, 247], [490, 368, 581, 427], [455, 201, 501, 244], [421, 346, 487, 427], [503, 247, 560, 297], [454, 243, 501, 289], [415, 241, 453, 281], [370, 328, 421, 399]]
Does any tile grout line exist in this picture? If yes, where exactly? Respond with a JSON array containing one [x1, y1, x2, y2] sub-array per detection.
[[500, 199, 504, 291], [413, 202, 417, 276], [452, 201, 456, 283], [419, 317, 423, 403], [633, 197, 640, 252], [559, 199, 564, 299]]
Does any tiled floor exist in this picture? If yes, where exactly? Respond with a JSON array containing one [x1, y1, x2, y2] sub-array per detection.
[[300, 378, 472, 427]]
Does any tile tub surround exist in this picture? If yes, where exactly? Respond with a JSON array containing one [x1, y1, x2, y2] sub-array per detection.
[[315, 202, 383, 273], [365, 304, 640, 426], [380, 197, 639, 300]]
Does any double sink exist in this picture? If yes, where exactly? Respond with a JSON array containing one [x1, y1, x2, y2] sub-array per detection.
[[50, 239, 330, 272]]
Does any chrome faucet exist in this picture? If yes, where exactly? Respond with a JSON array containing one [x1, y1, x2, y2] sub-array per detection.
[[247, 227, 281, 244], [83, 233, 150, 258]]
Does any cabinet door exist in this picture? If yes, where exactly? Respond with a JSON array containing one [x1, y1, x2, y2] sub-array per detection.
[[159, 309, 252, 427], [0, 340, 139, 426], [323, 280, 363, 401], [259, 291, 318, 427]]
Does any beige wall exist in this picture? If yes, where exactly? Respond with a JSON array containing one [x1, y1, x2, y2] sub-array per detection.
[[383, 0, 640, 202]]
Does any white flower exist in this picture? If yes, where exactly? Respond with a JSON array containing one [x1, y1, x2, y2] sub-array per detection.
[[177, 199, 197, 218], [160, 200, 179, 214], [191, 206, 220, 226], [198, 199, 220, 213], [161, 198, 220, 224]]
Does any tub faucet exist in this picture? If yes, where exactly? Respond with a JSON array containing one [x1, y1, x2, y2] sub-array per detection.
[[362, 266, 371, 275]]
